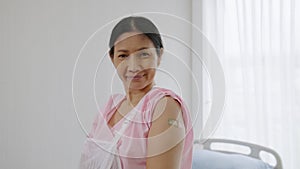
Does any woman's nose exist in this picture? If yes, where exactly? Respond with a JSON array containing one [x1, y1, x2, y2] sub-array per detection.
[[127, 56, 141, 73]]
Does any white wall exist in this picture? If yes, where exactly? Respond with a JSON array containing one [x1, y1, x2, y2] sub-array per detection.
[[0, 1, 193, 169]]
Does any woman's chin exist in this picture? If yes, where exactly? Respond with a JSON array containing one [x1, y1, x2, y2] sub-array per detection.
[[126, 84, 145, 91], [123, 82, 152, 91]]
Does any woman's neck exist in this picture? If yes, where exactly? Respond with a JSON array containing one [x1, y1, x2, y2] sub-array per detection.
[[125, 83, 155, 106]]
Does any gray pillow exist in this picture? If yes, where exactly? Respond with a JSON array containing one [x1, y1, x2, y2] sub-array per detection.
[[192, 148, 274, 169]]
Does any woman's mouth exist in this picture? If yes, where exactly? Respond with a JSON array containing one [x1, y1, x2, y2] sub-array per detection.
[[126, 74, 144, 80]]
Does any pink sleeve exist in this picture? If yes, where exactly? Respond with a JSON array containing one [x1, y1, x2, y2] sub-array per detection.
[[143, 88, 192, 131], [87, 113, 101, 138], [87, 94, 122, 138]]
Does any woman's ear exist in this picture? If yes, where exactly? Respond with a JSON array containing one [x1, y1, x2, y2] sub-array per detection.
[[109, 53, 114, 61], [109, 53, 118, 68], [109, 47, 114, 61], [157, 48, 164, 66]]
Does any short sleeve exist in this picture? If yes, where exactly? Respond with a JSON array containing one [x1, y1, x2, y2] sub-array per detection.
[[143, 88, 191, 131], [87, 93, 124, 138]]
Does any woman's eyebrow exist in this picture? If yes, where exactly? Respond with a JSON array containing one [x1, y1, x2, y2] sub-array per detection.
[[116, 47, 150, 53], [135, 47, 150, 51], [116, 49, 128, 53]]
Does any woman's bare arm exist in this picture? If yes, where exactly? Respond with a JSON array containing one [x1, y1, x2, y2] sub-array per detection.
[[146, 96, 185, 169]]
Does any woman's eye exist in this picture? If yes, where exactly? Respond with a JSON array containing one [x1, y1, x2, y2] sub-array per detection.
[[139, 52, 150, 57], [118, 54, 128, 58]]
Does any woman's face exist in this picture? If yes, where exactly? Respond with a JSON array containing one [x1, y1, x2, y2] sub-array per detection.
[[111, 32, 162, 91]]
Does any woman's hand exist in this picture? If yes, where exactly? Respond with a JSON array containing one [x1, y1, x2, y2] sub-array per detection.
[[146, 96, 185, 169]]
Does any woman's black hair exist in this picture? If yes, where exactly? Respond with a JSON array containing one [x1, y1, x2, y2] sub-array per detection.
[[109, 16, 163, 57]]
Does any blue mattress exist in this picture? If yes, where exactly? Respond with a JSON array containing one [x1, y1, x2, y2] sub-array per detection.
[[192, 148, 274, 169]]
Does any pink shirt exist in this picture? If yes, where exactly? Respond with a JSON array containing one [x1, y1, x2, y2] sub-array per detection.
[[88, 87, 194, 169]]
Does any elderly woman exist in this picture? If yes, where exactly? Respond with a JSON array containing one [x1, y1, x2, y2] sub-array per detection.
[[79, 16, 193, 169]]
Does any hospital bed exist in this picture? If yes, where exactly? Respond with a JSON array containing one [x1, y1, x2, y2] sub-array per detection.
[[192, 138, 283, 169]]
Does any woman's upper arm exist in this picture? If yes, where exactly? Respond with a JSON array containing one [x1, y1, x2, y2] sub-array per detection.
[[146, 96, 185, 169]]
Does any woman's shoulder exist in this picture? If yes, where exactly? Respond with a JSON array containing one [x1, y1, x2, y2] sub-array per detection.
[[149, 87, 180, 98], [143, 87, 189, 121], [149, 87, 185, 106], [100, 93, 125, 114]]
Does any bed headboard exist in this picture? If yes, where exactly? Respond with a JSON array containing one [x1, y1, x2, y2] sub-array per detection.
[[194, 138, 283, 169]]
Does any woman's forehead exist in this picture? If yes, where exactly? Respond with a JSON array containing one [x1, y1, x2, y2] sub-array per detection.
[[114, 32, 155, 51]]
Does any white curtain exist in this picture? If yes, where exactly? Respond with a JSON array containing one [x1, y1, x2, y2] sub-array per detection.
[[196, 0, 300, 168]]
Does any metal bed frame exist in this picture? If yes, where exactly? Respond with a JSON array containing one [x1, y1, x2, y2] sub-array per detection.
[[194, 138, 283, 169]]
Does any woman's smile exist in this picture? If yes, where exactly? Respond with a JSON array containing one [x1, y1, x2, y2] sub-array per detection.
[[111, 32, 161, 91], [126, 74, 145, 81]]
